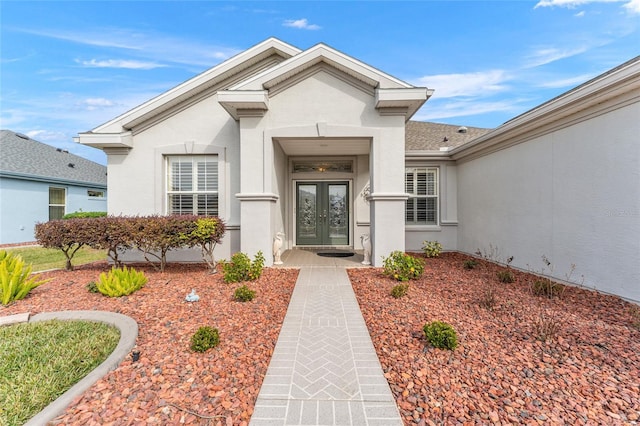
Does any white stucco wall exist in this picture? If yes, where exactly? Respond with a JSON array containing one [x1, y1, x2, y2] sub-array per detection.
[[106, 95, 240, 261], [457, 99, 640, 301]]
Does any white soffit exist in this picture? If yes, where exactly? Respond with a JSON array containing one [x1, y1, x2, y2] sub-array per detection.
[[277, 138, 370, 156]]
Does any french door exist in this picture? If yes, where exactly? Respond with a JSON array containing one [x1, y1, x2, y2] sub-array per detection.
[[296, 181, 349, 246]]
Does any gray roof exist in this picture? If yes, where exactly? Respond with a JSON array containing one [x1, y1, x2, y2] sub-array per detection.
[[406, 121, 492, 151], [0, 130, 107, 187]]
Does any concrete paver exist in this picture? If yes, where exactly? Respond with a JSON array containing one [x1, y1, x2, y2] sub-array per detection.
[[251, 251, 402, 426]]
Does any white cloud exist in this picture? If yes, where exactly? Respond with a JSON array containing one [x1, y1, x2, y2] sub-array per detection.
[[414, 99, 527, 121], [78, 59, 166, 70], [524, 46, 588, 68], [414, 70, 509, 99], [575, 10, 587, 15], [78, 98, 115, 110], [16, 27, 240, 68], [536, 73, 595, 88], [283, 18, 321, 30], [534, 0, 639, 13], [25, 129, 67, 142], [624, 0, 640, 13]]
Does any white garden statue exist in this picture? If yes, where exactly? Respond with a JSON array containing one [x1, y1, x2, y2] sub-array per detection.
[[273, 232, 285, 265], [361, 233, 371, 265]]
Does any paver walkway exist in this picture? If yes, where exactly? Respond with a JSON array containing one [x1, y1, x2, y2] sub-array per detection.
[[250, 262, 403, 425]]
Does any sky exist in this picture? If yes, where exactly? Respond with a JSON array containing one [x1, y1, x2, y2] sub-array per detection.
[[1, 0, 638, 165]]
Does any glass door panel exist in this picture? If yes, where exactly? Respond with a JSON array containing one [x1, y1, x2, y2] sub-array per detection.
[[296, 182, 349, 246]]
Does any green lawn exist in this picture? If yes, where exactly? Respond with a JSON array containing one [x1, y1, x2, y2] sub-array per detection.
[[0, 320, 120, 426], [3, 246, 107, 272]]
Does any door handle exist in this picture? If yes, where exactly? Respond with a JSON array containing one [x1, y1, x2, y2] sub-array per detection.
[[322, 209, 327, 222]]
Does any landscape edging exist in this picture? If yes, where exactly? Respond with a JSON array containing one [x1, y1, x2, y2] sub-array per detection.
[[22, 310, 138, 426]]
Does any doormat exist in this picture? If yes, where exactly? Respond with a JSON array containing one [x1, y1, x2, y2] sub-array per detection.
[[317, 251, 354, 258]]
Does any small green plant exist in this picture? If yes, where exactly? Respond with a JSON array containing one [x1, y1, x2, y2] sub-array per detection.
[[0, 250, 50, 306], [478, 286, 496, 310], [463, 260, 478, 270], [190, 326, 220, 352], [422, 240, 443, 258], [382, 251, 424, 281], [96, 266, 147, 297], [221, 251, 265, 283], [531, 278, 564, 298], [533, 310, 561, 342], [86, 281, 99, 293], [390, 283, 409, 299], [423, 321, 458, 350], [496, 269, 515, 283], [233, 284, 256, 302]]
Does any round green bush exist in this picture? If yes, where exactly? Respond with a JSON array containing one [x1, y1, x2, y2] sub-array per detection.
[[233, 284, 256, 302], [390, 283, 409, 299], [382, 251, 424, 281], [190, 326, 220, 352], [423, 321, 458, 350]]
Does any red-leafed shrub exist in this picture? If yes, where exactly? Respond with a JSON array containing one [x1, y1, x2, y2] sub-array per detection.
[[36, 215, 226, 272], [35, 219, 96, 270]]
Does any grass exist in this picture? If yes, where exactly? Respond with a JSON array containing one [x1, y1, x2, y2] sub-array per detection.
[[3, 246, 106, 272], [0, 320, 120, 426]]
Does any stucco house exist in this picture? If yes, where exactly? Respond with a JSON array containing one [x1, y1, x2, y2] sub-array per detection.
[[0, 130, 107, 244], [77, 39, 639, 302]]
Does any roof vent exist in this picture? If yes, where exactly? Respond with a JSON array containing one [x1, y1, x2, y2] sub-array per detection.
[[56, 148, 63, 152], [68, 163, 75, 168], [15, 132, 29, 140], [457, 126, 468, 134]]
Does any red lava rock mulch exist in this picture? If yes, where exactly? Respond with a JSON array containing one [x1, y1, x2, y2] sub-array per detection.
[[349, 252, 640, 425], [1, 262, 298, 426]]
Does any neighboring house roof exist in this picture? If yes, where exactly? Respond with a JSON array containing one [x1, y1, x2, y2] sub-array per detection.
[[405, 121, 492, 151], [0, 130, 107, 187]]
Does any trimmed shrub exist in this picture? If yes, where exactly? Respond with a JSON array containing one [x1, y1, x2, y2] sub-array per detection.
[[233, 285, 256, 302], [221, 251, 265, 283], [63, 211, 107, 219], [390, 283, 409, 299], [0, 250, 50, 305], [382, 251, 424, 281], [423, 321, 458, 350], [422, 240, 443, 258], [497, 270, 515, 283], [190, 326, 220, 352], [96, 266, 147, 297]]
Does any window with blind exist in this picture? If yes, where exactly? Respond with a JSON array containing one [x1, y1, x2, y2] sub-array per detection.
[[405, 168, 438, 225], [49, 187, 66, 220], [167, 155, 218, 216]]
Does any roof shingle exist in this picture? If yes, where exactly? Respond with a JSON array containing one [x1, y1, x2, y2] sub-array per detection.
[[406, 121, 492, 151], [0, 130, 107, 186]]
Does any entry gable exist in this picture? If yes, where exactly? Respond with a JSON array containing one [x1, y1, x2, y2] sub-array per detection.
[[220, 43, 432, 121], [79, 38, 301, 147]]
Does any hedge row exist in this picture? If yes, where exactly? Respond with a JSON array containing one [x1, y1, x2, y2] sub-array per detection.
[[34, 215, 226, 272]]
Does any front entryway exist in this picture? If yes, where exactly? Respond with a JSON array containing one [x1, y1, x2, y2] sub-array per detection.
[[296, 181, 349, 246]]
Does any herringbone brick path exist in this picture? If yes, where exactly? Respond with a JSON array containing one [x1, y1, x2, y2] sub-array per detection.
[[250, 266, 402, 426]]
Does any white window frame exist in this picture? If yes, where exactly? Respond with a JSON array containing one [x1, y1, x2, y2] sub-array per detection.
[[166, 155, 219, 216], [405, 167, 439, 226], [49, 187, 66, 220]]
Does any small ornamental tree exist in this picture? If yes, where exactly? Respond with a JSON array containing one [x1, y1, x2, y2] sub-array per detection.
[[181, 217, 226, 273], [35, 219, 94, 270]]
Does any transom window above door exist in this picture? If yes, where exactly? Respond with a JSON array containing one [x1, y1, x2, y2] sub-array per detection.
[[293, 160, 353, 173], [166, 155, 218, 216]]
